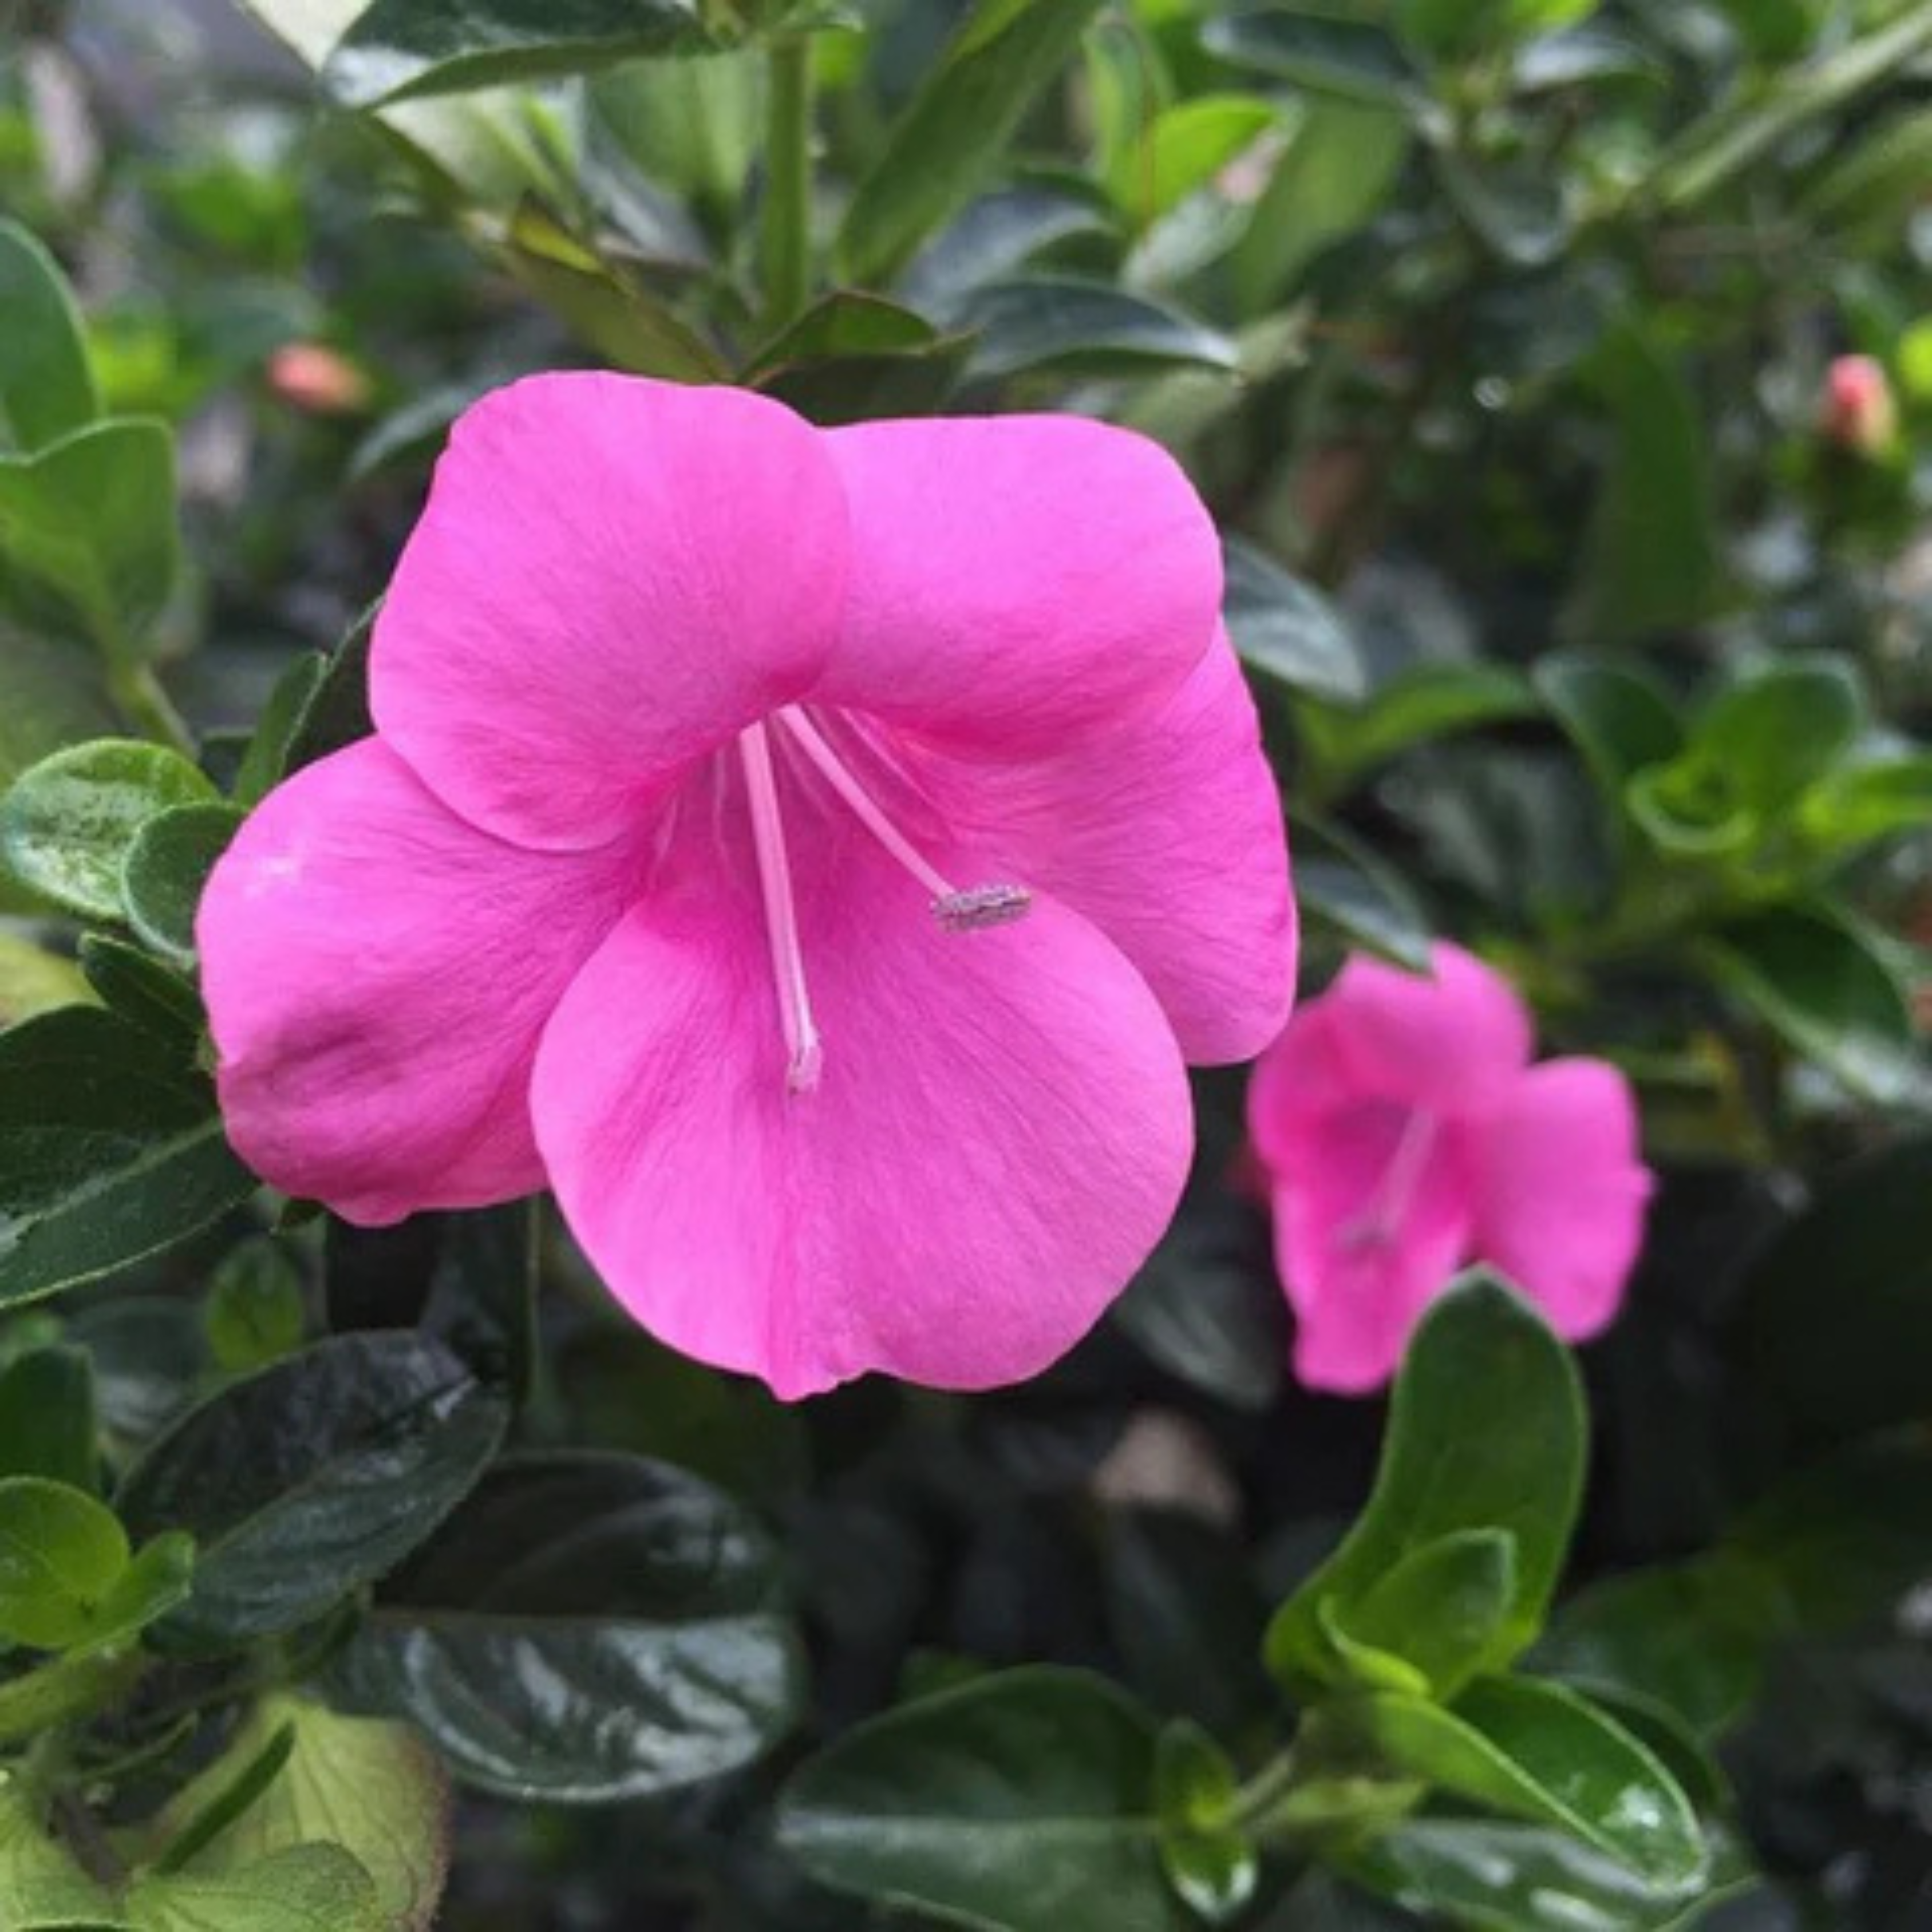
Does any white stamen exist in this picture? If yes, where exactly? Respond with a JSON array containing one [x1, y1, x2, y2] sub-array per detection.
[[738, 722, 822, 1093], [1338, 1111, 1439, 1253]]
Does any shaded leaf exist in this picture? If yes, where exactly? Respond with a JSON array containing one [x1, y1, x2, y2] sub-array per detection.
[[1224, 539, 1367, 705], [0, 219, 98, 453]]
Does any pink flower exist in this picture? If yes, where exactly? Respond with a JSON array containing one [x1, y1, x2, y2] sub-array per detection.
[[266, 343, 372, 416], [199, 375, 1295, 1398], [1819, 353, 1898, 456], [1247, 943, 1650, 1394]]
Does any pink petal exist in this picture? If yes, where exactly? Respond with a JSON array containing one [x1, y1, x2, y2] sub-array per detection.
[[529, 797, 1194, 1399], [370, 374, 848, 853], [1247, 1002, 1354, 1175], [819, 414, 1222, 756], [894, 633, 1295, 1064], [1272, 1104, 1475, 1395], [1471, 1058, 1653, 1340], [1325, 942, 1532, 1116], [197, 740, 641, 1223]]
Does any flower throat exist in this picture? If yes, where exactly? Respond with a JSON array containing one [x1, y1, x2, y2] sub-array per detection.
[[738, 706, 1032, 1095]]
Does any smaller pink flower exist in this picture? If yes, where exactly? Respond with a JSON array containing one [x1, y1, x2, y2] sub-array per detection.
[[1819, 354, 1897, 456], [1247, 943, 1652, 1394]]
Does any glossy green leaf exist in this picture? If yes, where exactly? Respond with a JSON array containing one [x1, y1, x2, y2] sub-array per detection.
[[232, 654, 327, 809], [203, 1239, 307, 1376], [1111, 96, 1278, 227], [839, 0, 1108, 287], [1512, 21, 1659, 89], [902, 183, 1117, 317], [136, 1694, 449, 1931], [125, 1844, 382, 1932], [0, 1346, 96, 1490], [960, 276, 1240, 380], [1203, 10, 1421, 109], [323, 0, 710, 108], [1568, 325, 1717, 642], [285, 606, 376, 772], [1436, 152, 1574, 267], [0, 220, 98, 452], [338, 1451, 800, 1802], [78, 935, 204, 1047], [1332, 1530, 1519, 1700], [1231, 99, 1410, 310], [0, 1005, 254, 1308], [744, 293, 971, 424], [1, 740, 217, 922], [1266, 1275, 1585, 1693], [1290, 816, 1433, 971], [118, 1332, 508, 1645], [1340, 1678, 1705, 1886], [1304, 661, 1538, 785], [0, 421, 180, 654], [1154, 1721, 1256, 1922], [121, 803, 244, 967], [776, 1668, 1189, 1932], [1702, 906, 1917, 1105], [1224, 539, 1367, 705], [0, 1476, 128, 1649]]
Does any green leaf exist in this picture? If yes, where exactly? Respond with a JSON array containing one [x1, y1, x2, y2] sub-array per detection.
[[78, 935, 204, 1047], [1110, 95, 1279, 227], [1435, 152, 1574, 267], [500, 201, 727, 382], [151, 1720, 298, 1875], [0, 1346, 96, 1490], [1224, 539, 1366, 705], [959, 276, 1240, 380], [1290, 815, 1433, 971], [0, 627, 123, 813], [0, 1781, 117, 1925], [1, 740, 217, 923], [743, 293, 971, 425], [776, 1667, 1190, 1932], [1800, 108, 1932, 244], [284, 608, 375, 772], [1702, 906, 1917, 1105], [0, 1005, 254, 1309], [232, 655, 327, 809], [1688, 657, 1865, 818], [0, 220, 98, 453], [1154, 1721, 1256, 1922], [1266, 1275, 1585, 1694], [81, 1530, 196, 1650], [839, 0, 1108, 287], [117, 1332, 508, 1646], [1203, 10, 1422, 109], [1534, 655, 1683, 800], [139, 1694, 449, 1930], [1567, 325, 1717, 642], [584, 49, 760, 234], [1231, 99, 1411, 311], [203, 1239, 307, 1376], [322, 0, 711, 108], [120, 804, 244, 968], [0, 421, 180, 654], [0, 933, 90, 1026], [338, 1451, 801, 1802], [902, 183, 1117, 316], [1401, 0, 1597, 56], [1304, 661, 1538, 785], [1797, 753, 1932, 855], [126, 1843, 382, 1932], [0, 1475, 131, 1649], [1337, 1679, 1705, 1887], [1331, 1530, 1519, 1701]]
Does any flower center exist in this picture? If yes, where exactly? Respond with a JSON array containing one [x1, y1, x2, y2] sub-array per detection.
[[737, 706, 1032, 1095], [1337, 1109, 1438, 1254]]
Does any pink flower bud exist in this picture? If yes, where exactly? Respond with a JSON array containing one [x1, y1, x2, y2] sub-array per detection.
[[1820, 354, 1898, 456], [266, 343, 371, 417]]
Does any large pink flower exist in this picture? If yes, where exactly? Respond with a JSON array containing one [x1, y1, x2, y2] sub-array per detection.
[[199, 375, 1295, 1398], [1247, 942, 1650, 1394]]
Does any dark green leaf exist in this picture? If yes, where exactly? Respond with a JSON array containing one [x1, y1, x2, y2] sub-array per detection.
[[1435, 152, 1574, 267], [151, 1720, 298, 1875], [118, 1332, 508, 1645], [1, 740, 216, 922], [0, 1346, 97, 1490], [744, 293, 971, 424], [1332, 1530, 1518, 1701], [1154, 1721, 1256, 1922], [1266, 1275, 1585, 1694], [121, 803, 244, 967], [0, 1005, 254, 1308], [1305, 662, 1538, 785], [1534, 655, 1683, 799], [232, 655, 327, 809], [1224, 539, 1367, 705], [960, 276, 1239, 380], [902, 183, 1117, 317], [323, 0, 712, 108], [285, 606, 376, 772], [1702, 906, 1917, 1105], [776, 1668, 1190, 1932], [338, 1452, 800, 1802], [0, 421, 180, 654], [1513, 22, 1661, 90], [1400, 0, 1596, 58], [1290, 816, 1433, 971], [78, 935, 204, 1048], [1567, 325, 1718, 642], [0, 1475, 128, 1649], [839, 0, 1108, 287], [203, 1239, 307, 1376], [1203, 10, 1422, 110], [0, 220, 98, 453]]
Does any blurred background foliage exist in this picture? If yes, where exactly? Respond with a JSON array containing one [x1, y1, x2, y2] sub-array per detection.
[[3, 0, 1932, 1925]]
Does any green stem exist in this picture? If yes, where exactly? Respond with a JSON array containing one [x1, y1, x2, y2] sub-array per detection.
[[0, 1647, 147, 1747], [760, 36, 815, 333], [111, 662, 196, 759]]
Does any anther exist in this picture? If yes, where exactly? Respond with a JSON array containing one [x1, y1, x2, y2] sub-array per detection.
[[934, 884, 1033, 933]]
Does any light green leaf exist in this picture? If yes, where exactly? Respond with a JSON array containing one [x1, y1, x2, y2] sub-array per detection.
[[126, 1843, 382, 1932], [0, 220, 98, 453], [0, 1475, 129, 1650]]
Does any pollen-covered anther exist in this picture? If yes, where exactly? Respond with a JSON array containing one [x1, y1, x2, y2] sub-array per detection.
[[933, 883, 1034, 933]]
